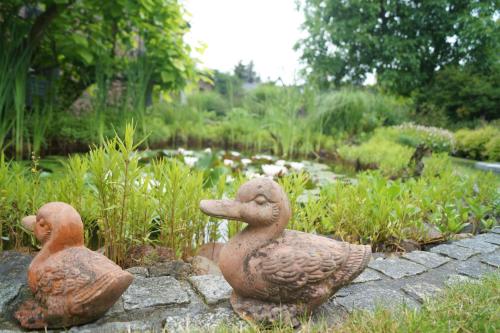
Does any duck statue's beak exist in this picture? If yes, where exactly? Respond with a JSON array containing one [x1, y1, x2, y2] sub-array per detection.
[[22, 215, 36, 232], [200, 199, 243, 221]]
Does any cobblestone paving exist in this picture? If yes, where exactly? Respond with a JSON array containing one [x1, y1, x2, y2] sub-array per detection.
[[0, 231, 498, 332]]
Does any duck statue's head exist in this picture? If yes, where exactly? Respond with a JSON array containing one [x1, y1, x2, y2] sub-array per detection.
[[22, 202, 84, 252], [200, 178, 291, 230]]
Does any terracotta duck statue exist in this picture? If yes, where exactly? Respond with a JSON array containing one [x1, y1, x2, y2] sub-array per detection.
[[200, 178, 371, 325], [14, 202, 133, 329]]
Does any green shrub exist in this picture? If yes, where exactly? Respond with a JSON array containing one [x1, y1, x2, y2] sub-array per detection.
[[187, 91, 229, 116], [455, 126, 499, 160], [390, 123, 455, 153], [314, 89, 409, 137], [485, 134, 500, 161], [338, 137, 414, 176]]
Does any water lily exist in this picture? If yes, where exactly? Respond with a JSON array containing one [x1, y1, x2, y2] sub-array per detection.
[[184, 156, 198, 167], [241, 158, 252, 166], [290, 162, 304, 171], [262, 164, 287, 177], [224, 159, 235, 167]]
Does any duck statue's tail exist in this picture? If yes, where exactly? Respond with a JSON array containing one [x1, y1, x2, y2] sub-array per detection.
[[334, 244, 372, 286]]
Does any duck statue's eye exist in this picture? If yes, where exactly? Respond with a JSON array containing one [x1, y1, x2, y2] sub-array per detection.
[[254, 195, 267, 205]]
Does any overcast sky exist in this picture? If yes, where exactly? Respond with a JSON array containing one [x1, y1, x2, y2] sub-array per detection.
[[183, 0, 305, 84]]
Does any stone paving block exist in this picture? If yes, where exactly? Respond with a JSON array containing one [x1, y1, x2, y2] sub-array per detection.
[[163, 307, 244, 332], [401, 282, 442, 303], [0, 282, 22, 314], [475, 233, 500, 246], [402, 250, 450, 268], [126, 266, 149, 277], [480, 251, 500, 268], [352, 269, 383, 283], [456, 261, 496, 279], [336, 286, 419, 312], [189, 275, 233, 305], [368, 258, 427, 279], [122, 276, 190, 310], [430, 243, 480, 260], [445, 274, 477, 286], [454, 238, 498, 254], [69, 320, 158, 333], [491, 226, 500, 234]]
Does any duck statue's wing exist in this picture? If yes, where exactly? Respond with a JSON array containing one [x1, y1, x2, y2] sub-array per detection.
[[34, 261, 93, 304], [34, 247, 118, 305], [259, 243, 338, 290]]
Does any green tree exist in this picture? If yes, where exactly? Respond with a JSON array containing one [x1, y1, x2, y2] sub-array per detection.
[[296, 0, 499, 96], [233, 60, 261, 84], [2, 0, 197, 106]]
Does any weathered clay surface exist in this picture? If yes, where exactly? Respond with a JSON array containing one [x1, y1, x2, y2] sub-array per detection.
[[15, 203, 133, 329], [189, 275, 232, 305], [200, 178, 371, 325]]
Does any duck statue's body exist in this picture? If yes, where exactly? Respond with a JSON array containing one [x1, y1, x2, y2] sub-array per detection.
[[200, 178, 371, 324], [15, 202, 133, 329]]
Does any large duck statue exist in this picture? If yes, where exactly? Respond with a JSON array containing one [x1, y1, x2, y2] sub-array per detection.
[[15, 202, 133, 329], [200, 178, 371, 324]]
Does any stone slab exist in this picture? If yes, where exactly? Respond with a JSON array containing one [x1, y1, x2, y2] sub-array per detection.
[[368, 258, 427, 279], [352, 269, 383, 284], [402, 250, 450, 268], [0, 252, 32, 317], [126, 266, 149, 278], [0, 283, 22, 314], [445, 274, 476, 286], [491, 226, 500, 234], [401, 282, 442, 303], [456, 261, 496, 279], [474, 233, 500, 246], [122, 276, 190, 310], [163, 307, 244, 332], [69, 320, 158, 333], [430, 244, 480, 260], [480, 251, 500, 268], [188, 275, 232, 305], [336, 287, 419, 312], [454, 238, 498, 254]]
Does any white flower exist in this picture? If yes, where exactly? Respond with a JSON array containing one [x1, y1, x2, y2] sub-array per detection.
[[223, 159, 234, 167], [245, 171, 262, 179], [262, 164, 287, 177], [290, 162, 304, 171], [276, 160, 286, 166], [204, 147, 212, 153], [184, 156, 198, 167], [226, 175, 234, 183], [241, 158, 252, 166], [253, 154, 273, 161], [230, 151, 241, 157]]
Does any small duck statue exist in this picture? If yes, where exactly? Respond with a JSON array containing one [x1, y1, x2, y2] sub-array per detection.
[[15, 202, 133, 329], [200, 178, 371, 325]]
